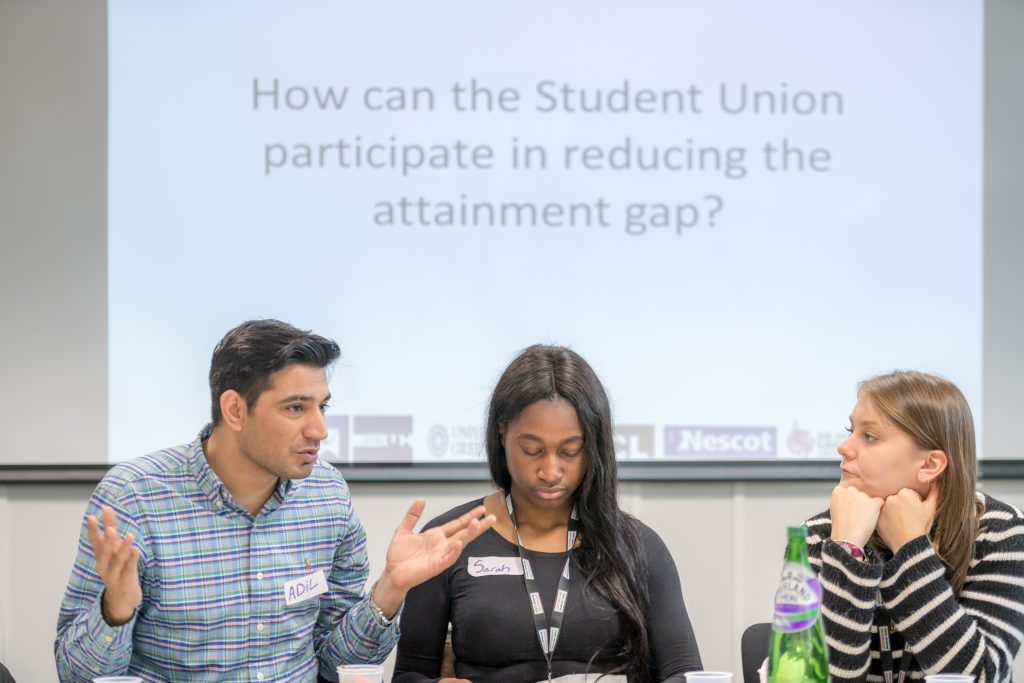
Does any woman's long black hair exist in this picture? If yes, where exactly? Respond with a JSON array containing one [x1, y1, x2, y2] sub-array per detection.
[[486, 345, 652, 681]]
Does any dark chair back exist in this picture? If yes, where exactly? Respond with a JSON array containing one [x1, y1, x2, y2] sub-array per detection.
[[741, 622, 772, 683]]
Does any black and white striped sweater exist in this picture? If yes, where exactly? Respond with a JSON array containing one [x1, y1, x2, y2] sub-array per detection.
[[804, 493, 1024, 683]]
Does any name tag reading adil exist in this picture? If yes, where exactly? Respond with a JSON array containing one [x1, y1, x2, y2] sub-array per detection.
[[468, 556, 524, 577], [284, 569, 327, 606]]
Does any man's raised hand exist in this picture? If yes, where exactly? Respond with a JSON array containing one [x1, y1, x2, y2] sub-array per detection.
[[86, 505, 141, 626]]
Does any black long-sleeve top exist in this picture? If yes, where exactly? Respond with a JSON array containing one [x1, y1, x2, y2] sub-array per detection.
[[393, 498, 702, 682]]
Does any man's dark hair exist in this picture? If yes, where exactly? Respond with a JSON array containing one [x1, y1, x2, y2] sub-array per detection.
[[208, 319, 340, 425]]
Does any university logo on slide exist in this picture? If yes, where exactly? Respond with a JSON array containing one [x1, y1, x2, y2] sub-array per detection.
[[613, 425, 655, 459], [664, 426, 776, 458], [352, 415, 414, 462], [426, 424, 484, 459], [427, 424, 449, 457], [786, 422, 814, 456], [321, 415, 350, 463]]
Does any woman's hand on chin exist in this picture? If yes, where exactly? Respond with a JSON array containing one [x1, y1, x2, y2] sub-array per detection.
[[876, 485, 938, 552], [830, 484, 884, 549]]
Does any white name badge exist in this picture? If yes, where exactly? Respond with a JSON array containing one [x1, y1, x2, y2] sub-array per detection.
[[468, 556, 524, 577], [284, 569, 327, 606]]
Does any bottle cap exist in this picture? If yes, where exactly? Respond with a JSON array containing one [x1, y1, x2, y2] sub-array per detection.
[[787, 525, 808, 538]]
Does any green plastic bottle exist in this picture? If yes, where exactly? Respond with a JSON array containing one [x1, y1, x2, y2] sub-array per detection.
[[768, 526, 830, 683]]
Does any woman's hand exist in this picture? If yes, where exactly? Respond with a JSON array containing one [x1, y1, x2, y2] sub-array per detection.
[[830, 484, 884, 548], [876, 485, 938, 552], [438, 679, 472, 683]]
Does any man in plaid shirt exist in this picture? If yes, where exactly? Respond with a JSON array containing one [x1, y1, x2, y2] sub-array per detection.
[[55, 319, 494, 682]]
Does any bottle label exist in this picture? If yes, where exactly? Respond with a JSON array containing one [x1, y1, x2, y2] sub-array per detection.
[[773, 561, 822, 633]]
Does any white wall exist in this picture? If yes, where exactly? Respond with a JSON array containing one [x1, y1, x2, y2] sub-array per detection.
[[2, 480, 1022, 682]]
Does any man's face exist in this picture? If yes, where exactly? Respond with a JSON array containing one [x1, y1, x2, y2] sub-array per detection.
[[236, 363, 330, 481]]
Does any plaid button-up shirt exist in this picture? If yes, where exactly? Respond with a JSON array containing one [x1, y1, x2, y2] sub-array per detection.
[[56, 425, 398, 682]]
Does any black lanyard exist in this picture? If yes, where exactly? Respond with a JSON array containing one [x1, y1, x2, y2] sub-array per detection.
[[505, 493, 579, 683], [877, 590, 914, 683]]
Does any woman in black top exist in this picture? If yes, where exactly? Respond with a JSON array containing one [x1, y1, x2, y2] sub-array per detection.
[[394, 345, 702, 682]]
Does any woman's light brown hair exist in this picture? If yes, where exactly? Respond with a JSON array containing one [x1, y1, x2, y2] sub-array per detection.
[[859, 370, 981, 593]]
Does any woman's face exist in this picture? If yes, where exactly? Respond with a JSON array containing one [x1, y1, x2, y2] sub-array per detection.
[[503, 399, 586, 513], [837, 395, 930, 499]]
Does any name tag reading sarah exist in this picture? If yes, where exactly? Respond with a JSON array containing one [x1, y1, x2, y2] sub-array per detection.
[[468, 556, 524, 577], [284, 569, 327, 606]]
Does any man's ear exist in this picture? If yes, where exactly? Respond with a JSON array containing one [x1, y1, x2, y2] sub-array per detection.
[[918, 449, 948, 484], [219, 390, 247, 432]]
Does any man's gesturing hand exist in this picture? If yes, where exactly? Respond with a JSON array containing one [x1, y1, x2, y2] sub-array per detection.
[[86, 505, 142, 626], [372, 499, 495, 618]]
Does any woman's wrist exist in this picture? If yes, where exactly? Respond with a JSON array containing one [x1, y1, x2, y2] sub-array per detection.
[[828, 521, 871, 549], [832, 537, 867, 562]]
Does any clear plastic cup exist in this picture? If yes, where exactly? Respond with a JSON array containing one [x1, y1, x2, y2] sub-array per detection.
[[685, 673, 733, 683], [337, 664, 384, 683]]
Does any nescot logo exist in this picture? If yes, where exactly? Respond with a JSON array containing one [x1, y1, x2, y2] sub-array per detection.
[[664, 426, 777, 458]]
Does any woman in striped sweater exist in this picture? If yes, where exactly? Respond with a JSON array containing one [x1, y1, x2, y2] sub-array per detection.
[[805, 371, 1024, 682]]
